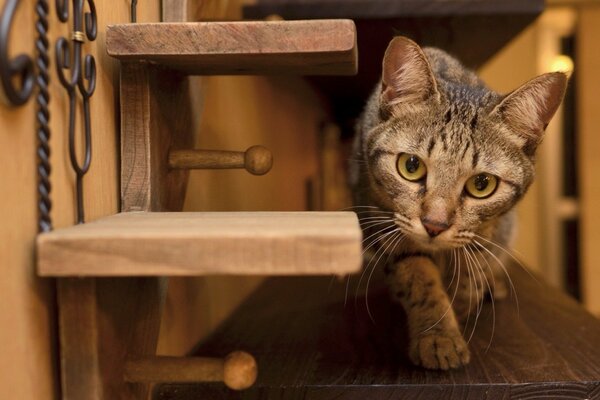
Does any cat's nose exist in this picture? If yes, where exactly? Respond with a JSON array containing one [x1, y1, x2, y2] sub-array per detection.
[[421, 218, 449, 238]]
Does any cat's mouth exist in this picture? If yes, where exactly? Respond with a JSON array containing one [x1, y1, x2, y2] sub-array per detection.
[[394, 219, 472, 251]]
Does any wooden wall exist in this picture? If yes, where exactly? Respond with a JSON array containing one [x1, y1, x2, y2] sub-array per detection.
[[578, 6, 600, 315], [0, 1, 160, 398]]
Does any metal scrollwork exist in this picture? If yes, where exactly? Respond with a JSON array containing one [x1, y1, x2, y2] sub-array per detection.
[[0, 0, 35, 106], [56, 0, 96, 224]]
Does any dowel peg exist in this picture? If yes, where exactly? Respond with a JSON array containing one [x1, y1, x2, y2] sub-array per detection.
[[244, 145, 272, 175], [168, 146, 273, 175], [124, 352, 257, 390]]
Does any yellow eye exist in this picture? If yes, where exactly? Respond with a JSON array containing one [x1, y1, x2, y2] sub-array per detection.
[[397, 153, 427, 181], [465, 173, 498, 199]]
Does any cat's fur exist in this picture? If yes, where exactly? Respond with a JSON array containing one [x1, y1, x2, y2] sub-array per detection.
[[350, 37, 567, 370]]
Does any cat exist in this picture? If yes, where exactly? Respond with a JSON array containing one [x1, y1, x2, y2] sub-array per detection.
[[350, 36, 567, 370]]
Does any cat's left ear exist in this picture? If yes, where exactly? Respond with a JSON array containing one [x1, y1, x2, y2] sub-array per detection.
[[492, 72, 568, 152]]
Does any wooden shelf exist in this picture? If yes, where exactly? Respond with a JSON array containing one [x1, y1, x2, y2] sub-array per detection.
[[37, 211, 362, 277], [243, 0, 543, 19], [106, 20, 357, 75], [154, 265, 600, 399], [243, 0, 543, 132]]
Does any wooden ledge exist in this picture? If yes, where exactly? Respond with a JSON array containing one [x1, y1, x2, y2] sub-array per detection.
[[106, 20, 358, 75], [154, 265, 600, 398], [37, 211, 362, 277]]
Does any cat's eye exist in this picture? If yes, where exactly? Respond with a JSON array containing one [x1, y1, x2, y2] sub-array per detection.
[[465, 173, 498, 199], [397, 153, 427, 181]]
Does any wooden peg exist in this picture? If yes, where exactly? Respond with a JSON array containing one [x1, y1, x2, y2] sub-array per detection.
[[168, 145, 273, 175], [124, 351, 258, 390]]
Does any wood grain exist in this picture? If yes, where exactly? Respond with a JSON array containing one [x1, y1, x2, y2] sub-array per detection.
[[243, 0, 543, 19], [120, 63, 194, 212], [578, 9, 600, 316], [169, 146, 273, 175], [0, 1, 160, 399], [106, 20, 358, 75], [154, 264, 600, 399], [37, 211, 362, 277], [125, 352, 257, 390], [241, 3, 542, 132], [57, 279, 102, 400]]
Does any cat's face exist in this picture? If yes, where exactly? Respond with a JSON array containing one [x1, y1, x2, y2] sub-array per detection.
[[366, 100, 533, 251], [363, 37, 567, 252]]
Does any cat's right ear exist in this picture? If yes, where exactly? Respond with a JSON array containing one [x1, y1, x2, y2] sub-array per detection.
[[381, 37, 439, 110]]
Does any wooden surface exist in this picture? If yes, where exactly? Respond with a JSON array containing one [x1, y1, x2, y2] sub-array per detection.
[[57, 278, 167, 400], [0, 1, 161, 398], [243, 0, 542, 132], [125, 352, 257, 390], [106, 20, 358, 75], [243, 0, 543, 19], [37, 211, 363, 277], [120, 63, 194, 212], [57, 279, 102, 400], [168, 146, 273, 176], [578, 9, 600, 316], [153, 264, 600, 399]]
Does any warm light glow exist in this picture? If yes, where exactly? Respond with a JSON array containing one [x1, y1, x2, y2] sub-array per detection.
[[550, 54, 574, 76]]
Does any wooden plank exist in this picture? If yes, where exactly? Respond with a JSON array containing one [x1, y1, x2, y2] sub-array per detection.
[[37, 211, 363, 277], [241, 1, 542, 133], [120, 63, 193, 212], [57, 279, 102, 400], [154, 264, 600, 399], [57, 278, 167, 400], [243, 0, 543, 19], [106, 20, 358, 75]]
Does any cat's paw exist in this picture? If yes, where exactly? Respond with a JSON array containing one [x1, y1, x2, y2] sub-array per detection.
[[409, 332, 470, 370]]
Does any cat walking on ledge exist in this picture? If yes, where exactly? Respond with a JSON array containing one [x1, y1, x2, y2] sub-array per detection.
[[350, 36, 567, 370]]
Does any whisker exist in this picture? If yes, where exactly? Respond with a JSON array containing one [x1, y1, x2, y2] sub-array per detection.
[[460, 247, 474, 339], [361, 224, 396, 249], [473, 239, 520, 317], [470, 243, 496, 352], [473, 234, 539, 284], [365, 231, 405, 323], [355, 228, 399, 311], [344, 226, 397, 307], [358, 216, 395, 222], [464, 246, 484, 345]]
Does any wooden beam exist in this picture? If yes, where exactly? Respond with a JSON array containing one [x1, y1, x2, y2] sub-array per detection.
[[37, 211, 363, 277], [106, 20, 358, 75]]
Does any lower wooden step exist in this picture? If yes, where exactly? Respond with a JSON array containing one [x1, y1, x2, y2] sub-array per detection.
[[153, 265, 600, 399], [37, 211, 362, 277]]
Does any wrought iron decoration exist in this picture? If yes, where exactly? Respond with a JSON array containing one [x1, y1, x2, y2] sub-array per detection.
[[0, 0, 35, 106], [0, 0, 53, 232], [55, 0, 97, 224], [0, 0, 97, 227], [36, 0, 52, 232]]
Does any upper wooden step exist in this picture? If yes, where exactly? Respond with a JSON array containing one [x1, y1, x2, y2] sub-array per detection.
[[106, 20, 358, 75], [37, 211, 362, 277]]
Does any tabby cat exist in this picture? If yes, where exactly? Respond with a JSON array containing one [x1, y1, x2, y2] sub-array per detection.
[[350, 37, 567, 370]]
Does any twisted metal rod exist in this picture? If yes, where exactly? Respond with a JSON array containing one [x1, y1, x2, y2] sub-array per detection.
[[36, 0, 52, 232]]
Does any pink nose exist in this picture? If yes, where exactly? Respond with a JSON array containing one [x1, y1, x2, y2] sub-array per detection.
[[421, 218, 449, 238]]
